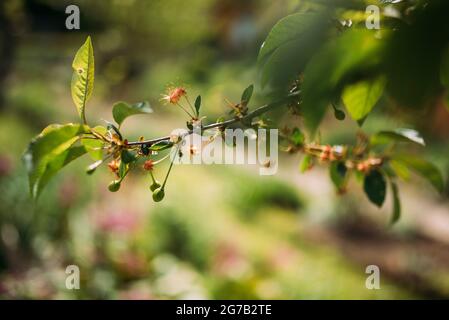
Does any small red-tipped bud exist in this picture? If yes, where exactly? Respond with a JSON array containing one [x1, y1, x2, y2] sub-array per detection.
[[357, 162, 368, 172], [322, 145, 332, 154], [162, 87, 187, 104], [143, 159, 154, 171], [319, 152, 329, 161]]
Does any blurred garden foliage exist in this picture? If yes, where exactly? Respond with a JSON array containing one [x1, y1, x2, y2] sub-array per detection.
[[1, 0, 449, 299]]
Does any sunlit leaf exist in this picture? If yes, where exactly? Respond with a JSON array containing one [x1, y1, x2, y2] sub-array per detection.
[[39, 145, 87, 194], [299, 154, 313, 173], [112, 101, 153, 127], [371, 128, 425, 146], [258, 12, 329, 88], [241, 84, 254, 107], [291, 127, 304, 146], [363, 169, 386, 207], [71, 36, 95, 124], [330, 161, 348, 191], [82, 125, 107, 161], [389, 159, 410, 180], [392, 154, 444, 193], [23, 123, 89, 199], [150, 140, 174, 152], [258, 13, 320, 63], [302, 30, 383, 135], [342, 76, 386, 121]]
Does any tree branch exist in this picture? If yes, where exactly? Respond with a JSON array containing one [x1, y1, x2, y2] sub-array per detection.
[[126, 91, 300, 146]]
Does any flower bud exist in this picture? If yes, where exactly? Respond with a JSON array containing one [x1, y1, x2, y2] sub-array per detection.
[[143, 159, 154, 171]]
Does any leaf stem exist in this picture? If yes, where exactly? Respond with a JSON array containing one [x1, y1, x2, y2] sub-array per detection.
[[184, 96, 197, 117], [161, 145, 179, 189], [176, 102, 195, 118]]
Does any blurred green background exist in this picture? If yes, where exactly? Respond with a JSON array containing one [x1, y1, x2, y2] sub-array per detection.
[[1, 0, 449, 299]]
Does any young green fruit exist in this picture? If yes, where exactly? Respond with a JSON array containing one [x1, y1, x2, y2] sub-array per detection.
[[150, 180, 162, 192], [334, 109, 346, 121], [108, 180, 121, 192], [152, 187, 165, 202]]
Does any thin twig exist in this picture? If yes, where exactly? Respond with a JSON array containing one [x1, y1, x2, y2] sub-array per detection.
[[127, 91, 300, 146]]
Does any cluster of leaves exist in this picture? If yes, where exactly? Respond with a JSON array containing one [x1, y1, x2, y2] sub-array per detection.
[[24, 37, 156, 199], [257, 0, 447, 222], [22, 36, 258, 204], [260, 1, 449, 128], [281, 126, 442, 223], [23, 0, 446, 224]]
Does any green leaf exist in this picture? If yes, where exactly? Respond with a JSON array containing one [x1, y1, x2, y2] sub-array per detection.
[[371, 128, 425, 146], [354, 170, 364, 184], [390, 181, 401, 225], [82, 125, 107, 161], [40, 145, 87, 193], [71, 36, 95, 124], [363, 170, 386, 207], [299, 154, 313, 173], [342, 76, 386, 121], [258, 12, 329, 88], [392, 155, 444, 193], [149, 140, 174, 152], [112, 101, 153, 127], [23, 123, 89, 199], [389, 159, 410, 180], [121, 149, 136, 164], [118, 160, 128, 180], [302, 30, 383, 135], [291, 127, 304, 146], [194, 95, 201, 116], [241, 84, 254, 107], [330, 161, 348, 191], [258, 13, 317, 64]]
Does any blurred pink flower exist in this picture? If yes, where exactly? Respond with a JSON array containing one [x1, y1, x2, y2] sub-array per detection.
[[212, 242, 249, 278], [116, 252, 148, 278], [119, 287, 154, 300], [58, 177, 79, 208], [268, 244, 298, 270], [96, 210, 140, 234], [0, 155, 12, 177]]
